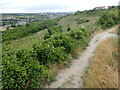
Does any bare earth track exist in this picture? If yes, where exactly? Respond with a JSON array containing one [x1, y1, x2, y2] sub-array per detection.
[[45, 26, 118, 88]]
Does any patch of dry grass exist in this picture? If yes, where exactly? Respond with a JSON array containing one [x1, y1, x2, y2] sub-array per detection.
[[83, 37, 118, 88]]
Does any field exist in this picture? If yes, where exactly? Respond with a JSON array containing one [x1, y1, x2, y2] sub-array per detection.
[[3, 29, 47, 53]]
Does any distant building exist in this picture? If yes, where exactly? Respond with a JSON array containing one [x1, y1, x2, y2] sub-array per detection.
[[95, 6, 106, 10]]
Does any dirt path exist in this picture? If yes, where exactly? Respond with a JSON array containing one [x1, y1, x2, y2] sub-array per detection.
[[45, 26, 118, 88]]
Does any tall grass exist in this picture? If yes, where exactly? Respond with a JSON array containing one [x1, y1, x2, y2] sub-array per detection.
[[83, 37, 118, 88]]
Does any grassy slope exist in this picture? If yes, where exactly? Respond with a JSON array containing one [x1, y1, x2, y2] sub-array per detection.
[[58, 14, 100, 32], [3, 29, 47, 53], [3, 12, 100, 53], [58, 7, 118, 32], [3, 8, 117, 53], [83, 36, 118, 88]]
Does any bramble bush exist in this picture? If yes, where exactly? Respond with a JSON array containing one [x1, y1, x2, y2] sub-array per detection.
[[2, 50, 54, 88], [97, 11, 118, 29]]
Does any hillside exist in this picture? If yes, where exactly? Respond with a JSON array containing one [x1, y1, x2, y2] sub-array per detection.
[[1, 6, 119, 88], [2, 7, 118, 53]]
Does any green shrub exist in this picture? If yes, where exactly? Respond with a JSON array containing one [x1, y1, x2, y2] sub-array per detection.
[[44, 25, 62, 40], [33, 43, 67, 65], [97, 11, 118, 29], [75, 18, 89, 24], [52, 34, 76, 53], [2, 50, 54, 88], [69, 28, 91, 40], [33, 27, 91, 66], [44, 33, 51, 39]]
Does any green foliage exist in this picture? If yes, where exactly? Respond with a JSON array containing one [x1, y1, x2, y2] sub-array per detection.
[[33, 44, 67, 65], [2, 19, 59, 42], [52, 34, 76, 53], [97, 10, 118, 29], [75, 18, 89, 24], [2, 50, 54, 88], [44, 33, 51, 40], [74, 10, 81, 15], [33, 27, 91, 66], [44, 25, 62, 39], [69, 28, 91, 40]]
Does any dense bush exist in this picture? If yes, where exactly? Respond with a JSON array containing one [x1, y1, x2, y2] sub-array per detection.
[[97, 10, 118, 29], [44, 25, 62, 39], [33, 27, 91, 65], [2, 50, 54, 88], [33, 43, 67, 65], [75, 18, 89, 24], [51, 34, 76, 53]]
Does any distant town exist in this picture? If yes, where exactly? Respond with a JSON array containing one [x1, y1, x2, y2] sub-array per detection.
[[0, 12, 74, 31], [0, 5, 117, 31]]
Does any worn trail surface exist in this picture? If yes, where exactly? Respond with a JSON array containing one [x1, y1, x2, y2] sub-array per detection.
[[45, 26, 118, 88]]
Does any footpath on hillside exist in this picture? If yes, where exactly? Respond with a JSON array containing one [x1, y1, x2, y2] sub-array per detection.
[[45, 26, 118, 88]]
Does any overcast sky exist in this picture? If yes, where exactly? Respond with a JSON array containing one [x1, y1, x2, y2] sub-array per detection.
[[0, 0, 119, 13]]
